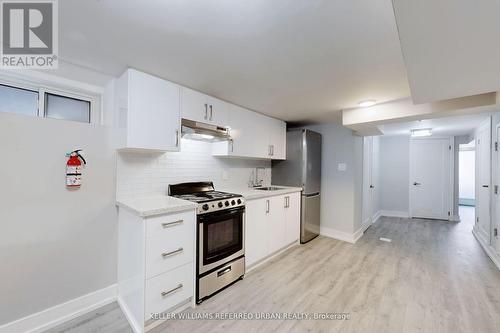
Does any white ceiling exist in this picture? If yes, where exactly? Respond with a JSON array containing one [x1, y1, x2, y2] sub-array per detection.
[[59, 0, 410, 122], [378, 113, 491, 137], [393, 0, 500, 104]]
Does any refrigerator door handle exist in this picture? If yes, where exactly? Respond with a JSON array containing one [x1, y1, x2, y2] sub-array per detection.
[[304, 192, 320, 198]]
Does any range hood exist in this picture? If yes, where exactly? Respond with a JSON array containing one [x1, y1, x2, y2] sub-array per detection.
[[181, 118, 231, 142]]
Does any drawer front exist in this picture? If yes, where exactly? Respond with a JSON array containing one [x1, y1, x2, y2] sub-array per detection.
[[146, 225, 194, 278], [145, 263, 193, 318], [146, 210, 195, 239]]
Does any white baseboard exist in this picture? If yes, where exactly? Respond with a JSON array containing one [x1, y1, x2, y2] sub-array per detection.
[[0, 284, 117, 333], [372, 210, 382, 223], [472, 229, 500, 271], [117, 296, 142, 333], [320, 226, 358, 244], [379, 210, 410, 218], [450, 215, 461, 222]]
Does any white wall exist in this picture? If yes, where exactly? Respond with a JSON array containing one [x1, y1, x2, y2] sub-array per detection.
[[378, 136, 410, 214], [116, 139, 271, 200], [0, 66, 117, 326], [305, 123, 363, 235], [372, 136, 381, 214], [0, 113, 116, 325]]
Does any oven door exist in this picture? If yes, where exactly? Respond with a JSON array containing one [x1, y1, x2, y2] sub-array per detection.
[[198, 206, 245, 274]]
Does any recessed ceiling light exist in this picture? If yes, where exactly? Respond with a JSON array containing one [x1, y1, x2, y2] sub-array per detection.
[[358, 100, 377, 107], [411, 128, 432, 137]]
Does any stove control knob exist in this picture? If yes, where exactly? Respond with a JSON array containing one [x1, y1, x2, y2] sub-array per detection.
[[231, 200, 236, 205], [202, 204, 209, 211], [237, 199, 242, 205], [225, 201, 230, 207], [218, 202, 223, 208]]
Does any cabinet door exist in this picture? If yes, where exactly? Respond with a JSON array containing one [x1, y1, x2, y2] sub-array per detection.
[[226, 105, 264, 158], [127, 69, 180, 151], [181, 87, 209, 123], [268, 117, 287, 160], [245, 199, 269, 267], [207, 96, 229, 126], [267, 196, 287, 254], [285, 192, 301, 245]]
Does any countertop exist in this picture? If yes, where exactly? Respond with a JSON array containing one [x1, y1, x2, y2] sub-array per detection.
[[116, 195, 198, 217], [116, 185, 302, 217], [220, 185, 303, 200]]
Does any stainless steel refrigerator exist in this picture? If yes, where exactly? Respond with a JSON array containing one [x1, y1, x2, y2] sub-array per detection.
[[272, 129, 322, 243]]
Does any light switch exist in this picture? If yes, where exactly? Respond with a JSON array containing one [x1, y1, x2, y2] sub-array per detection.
[[338, 163, 347, 171]]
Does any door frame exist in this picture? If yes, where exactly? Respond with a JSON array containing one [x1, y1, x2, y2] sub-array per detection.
[[474, 118, 492, 244], [494, 123, 500, 252], [409, 136, 455, 220]]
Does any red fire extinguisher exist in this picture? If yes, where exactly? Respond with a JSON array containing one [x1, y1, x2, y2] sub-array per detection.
[[66, 150, 86, 187]]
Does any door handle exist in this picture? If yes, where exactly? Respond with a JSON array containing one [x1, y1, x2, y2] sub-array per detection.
[[482, 185, 489, 188], [413, 182, 421, 186], [175, 129, 179, 147], [370, 185, 374, 189], [204, 104, 208, 119]]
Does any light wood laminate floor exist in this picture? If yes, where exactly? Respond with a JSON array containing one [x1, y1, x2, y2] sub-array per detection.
[[47, 207, 500, 333]]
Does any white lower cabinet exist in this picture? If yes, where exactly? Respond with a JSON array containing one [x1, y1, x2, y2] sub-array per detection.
[[118, 208, 196, 333], [245, 192, 301, 268]]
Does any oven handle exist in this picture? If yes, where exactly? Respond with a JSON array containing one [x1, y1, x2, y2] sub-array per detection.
[[197, 206, 245, 222], [217, 266, 232, 277]]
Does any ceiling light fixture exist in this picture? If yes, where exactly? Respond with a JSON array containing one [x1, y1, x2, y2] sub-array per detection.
[[358, 100, 377, 107], [411, 128, 432, 137]]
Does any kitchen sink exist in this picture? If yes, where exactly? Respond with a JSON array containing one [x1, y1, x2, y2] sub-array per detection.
[[254, 186, 285, 191]]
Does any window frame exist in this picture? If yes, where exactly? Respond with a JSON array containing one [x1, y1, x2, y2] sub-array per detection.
[[0, 77, 101, 124]]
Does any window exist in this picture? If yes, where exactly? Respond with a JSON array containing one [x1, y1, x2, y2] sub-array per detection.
[[0, 84, 38, 117], [0, 81, 97, 124], [45, 93, 91, 123]]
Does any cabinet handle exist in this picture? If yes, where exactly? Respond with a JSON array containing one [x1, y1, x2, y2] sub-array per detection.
[[161, 247, 183, 258], [161, 283, 183, 297], [271, 145, 274, 156], [230, 139, 234, 153], [204, 104, 208, 120], [209, 105, 213, 120], [175, 129, 179, 147], [266, 199, 270, 213], [161, 219, 183, 228], [284, 196, 290, 208], [268, 145, 272, 156]]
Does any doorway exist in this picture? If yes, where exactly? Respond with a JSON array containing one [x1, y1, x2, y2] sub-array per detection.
[[458, 140, 475, 228]]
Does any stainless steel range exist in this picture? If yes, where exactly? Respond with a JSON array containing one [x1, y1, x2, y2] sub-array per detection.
[[168, 182, 245, 304]]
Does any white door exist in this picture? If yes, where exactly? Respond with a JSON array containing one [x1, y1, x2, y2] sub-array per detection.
[[362, 137, 374, 226], [127, 69, 180, 151], [268, 117, 287, 160], [475, 119, 491, 244], [181, 87, 209, 123], [267, 196, 286, 253], [245, 199, 269, 267], [495, 125, 500, 254], [410, 138, 453, 220], [284, 192, 301, 245]]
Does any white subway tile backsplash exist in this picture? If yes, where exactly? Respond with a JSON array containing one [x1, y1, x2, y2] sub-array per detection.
[[116, 139, 271, 199]]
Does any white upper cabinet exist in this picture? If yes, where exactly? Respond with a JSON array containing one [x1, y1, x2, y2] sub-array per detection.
[[212, 105, 286, 160], [181, 87, 229, 126], [267, 117, 286, 160], [115, 69, 181, 151]]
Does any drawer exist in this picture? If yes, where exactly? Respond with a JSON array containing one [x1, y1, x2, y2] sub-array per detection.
[[145, 263, 193, 318], [146, 226, 194, 278], [146, 210, 195, 239]]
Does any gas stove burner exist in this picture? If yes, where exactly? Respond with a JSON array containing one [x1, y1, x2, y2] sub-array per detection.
[[169, 182, 245, 214]]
